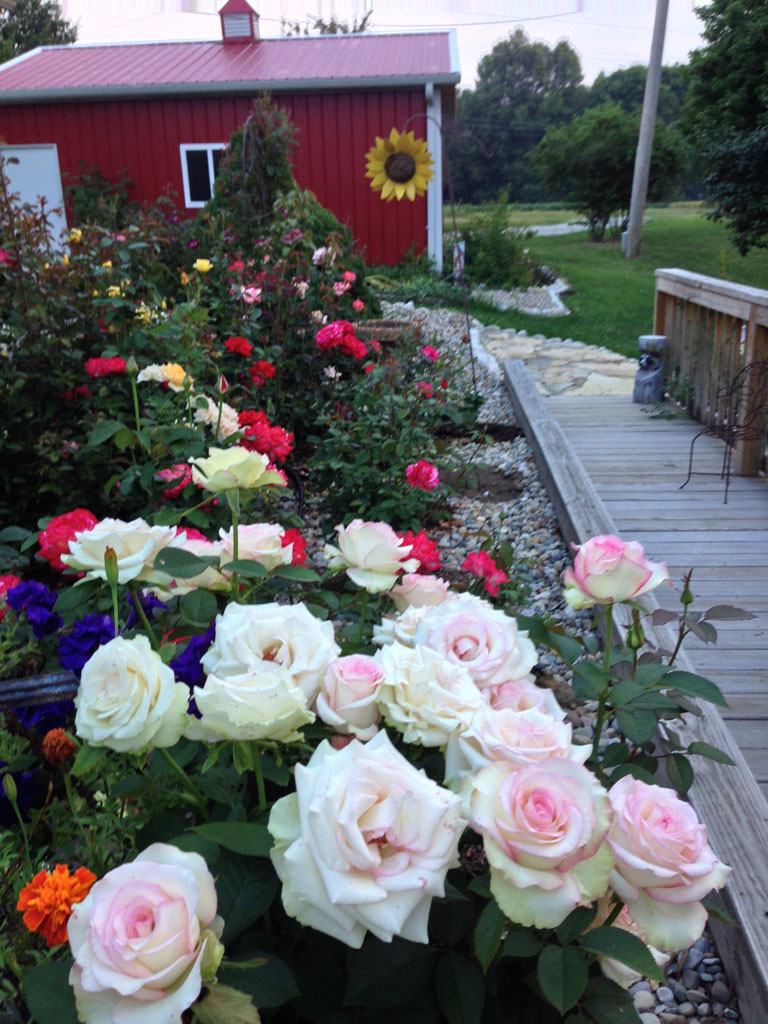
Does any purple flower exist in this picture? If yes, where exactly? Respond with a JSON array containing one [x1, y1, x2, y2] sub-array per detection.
[[125, 591, 167, 631], [170, 626, 215, 688], [58, 614, 115, 677], [7, 581, 62, 639], [13, 700, 75, 734]]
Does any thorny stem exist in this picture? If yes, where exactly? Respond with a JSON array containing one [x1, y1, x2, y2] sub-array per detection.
[[157, 747, 209, 820], [591, 610, 614, 762]]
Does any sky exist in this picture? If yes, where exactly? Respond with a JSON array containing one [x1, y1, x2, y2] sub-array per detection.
[[61, 0, 710, 87]]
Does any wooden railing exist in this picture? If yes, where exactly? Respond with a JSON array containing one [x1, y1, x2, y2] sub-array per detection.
[[654, 268, 768, 475]]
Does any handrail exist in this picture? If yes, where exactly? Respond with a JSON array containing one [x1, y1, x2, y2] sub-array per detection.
[[654, 268, 768, 475]]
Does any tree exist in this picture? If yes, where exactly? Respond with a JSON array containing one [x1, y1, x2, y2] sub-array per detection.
[[532, 102, 685, 241], [684, 0, 768, 252], [449, 29, 585, 203], [0, 0, 76, 63], [586, 64, 689, 124]]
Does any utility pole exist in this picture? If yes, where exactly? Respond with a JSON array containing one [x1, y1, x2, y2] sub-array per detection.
[[625, 0, 669, 259]]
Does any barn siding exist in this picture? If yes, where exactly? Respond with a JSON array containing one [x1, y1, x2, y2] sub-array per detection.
[[0, 89, 428, 266]]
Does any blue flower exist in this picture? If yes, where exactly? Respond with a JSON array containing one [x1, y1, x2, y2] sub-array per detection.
[[170, 626, 215, 688], [58, 614, 115, 677], [6, 581, 62, 639]]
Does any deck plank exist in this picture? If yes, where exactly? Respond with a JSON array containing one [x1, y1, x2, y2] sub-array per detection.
[[502, 360, 768, 1022]]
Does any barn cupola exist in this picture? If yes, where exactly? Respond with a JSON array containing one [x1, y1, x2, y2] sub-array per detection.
[[219, 0, 259, 43]]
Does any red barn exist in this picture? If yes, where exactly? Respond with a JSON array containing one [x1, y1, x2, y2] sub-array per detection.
[[0, 3, 458, 267]]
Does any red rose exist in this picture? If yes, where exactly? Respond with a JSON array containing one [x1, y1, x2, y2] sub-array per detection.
[[84, 357, 127, 378], [399, 530, 441, 573], [281, 528, 308, 566], [405, 460, 439, 491], [38, 509, 98, 571], [249, 360, 277, 386], [224, 335, 253, 357]]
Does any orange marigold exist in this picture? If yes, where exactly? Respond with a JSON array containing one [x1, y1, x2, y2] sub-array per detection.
[[17, 864, 97, 947], [41, 728, 76, 765]]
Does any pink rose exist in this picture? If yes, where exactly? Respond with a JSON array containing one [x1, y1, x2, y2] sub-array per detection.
[[413, 597, 537, 691], [315, 654, 383, 739], [389, 573, 450, 612], [406, 460, 439, 491], [157, 463, 192, 500], [68, 843, 224, 1024], [564, 534, 671, 609], [607, 776, 731, 951], [484, 678, 565, 719], [467, 759, 613, 929], [352, 299, 365, 312], [444, 705, 588, 786], [420, 345, 440, 362], [219, 522, 292, 572]]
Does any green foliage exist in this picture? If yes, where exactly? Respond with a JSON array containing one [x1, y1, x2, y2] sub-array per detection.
[[204, 94, 297, 251], [533, 102, 686, 241], [684, 0, 768, 251], [64, 162, 136, 231], [586, 64, 689, 125], [451, 28, 585, 203], [0, 0, 76, 62], [461, 199, 532, 288]]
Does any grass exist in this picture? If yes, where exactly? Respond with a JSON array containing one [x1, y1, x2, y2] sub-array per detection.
[[445, 204, 768, 357]]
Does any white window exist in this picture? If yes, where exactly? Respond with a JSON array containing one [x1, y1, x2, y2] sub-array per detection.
[[180, 144, 226, 208]]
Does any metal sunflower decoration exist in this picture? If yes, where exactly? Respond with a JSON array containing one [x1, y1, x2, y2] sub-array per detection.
[[365, 128, 434, 202]]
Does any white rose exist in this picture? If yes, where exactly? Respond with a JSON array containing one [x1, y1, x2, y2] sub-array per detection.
[[444, 705, 589, 787], [75, 636, 190, 752], [186, 661, 314, 742], [219, 523, 292, 573], [62, 517, 183, 585], [375, 642, 483, 747], [389, 573, 450, 612], [193, 395, 241, 440], [414, 597, 537, 690], [68, 843, 223, 1024], [190, 446, 285, 492], [201, 601, 339, 704], [324, 519, 419, 593], [315, 655, 383, 740], [268, 732, 464, 948]]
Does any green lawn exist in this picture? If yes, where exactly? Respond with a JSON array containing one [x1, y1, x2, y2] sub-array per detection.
[[451, 204, 768, 357]]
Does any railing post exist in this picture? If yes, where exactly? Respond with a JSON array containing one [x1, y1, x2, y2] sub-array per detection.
[[733, 307, 768, 475]]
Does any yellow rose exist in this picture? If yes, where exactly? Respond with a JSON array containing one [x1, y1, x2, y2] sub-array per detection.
[[161, 362, 190, 389], [61, 254, 70, 267], [107, 285, 121, 298], [190, 446, 286, 493], [180, 271, 189, 285], [69, 228, 82, 243], [193, 258, 212, 273], [102, 260, 112, 268]]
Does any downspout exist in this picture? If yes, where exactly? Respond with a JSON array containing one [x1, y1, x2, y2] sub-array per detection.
[[425, 81, 443, 273]]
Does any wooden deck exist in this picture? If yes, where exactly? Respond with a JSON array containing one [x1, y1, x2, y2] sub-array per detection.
[[502, 359, 768, 1022], [546, 393, 768, 796]]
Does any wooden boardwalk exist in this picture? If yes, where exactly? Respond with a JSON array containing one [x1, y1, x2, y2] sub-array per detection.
[[503, 360, 768, 1021], [546, 393, 768, 797]]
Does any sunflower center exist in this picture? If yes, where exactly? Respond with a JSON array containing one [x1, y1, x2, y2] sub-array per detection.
[[385, 153, 416, 184]]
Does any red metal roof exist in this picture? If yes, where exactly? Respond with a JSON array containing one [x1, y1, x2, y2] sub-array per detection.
[[0, 32, 459, 102]]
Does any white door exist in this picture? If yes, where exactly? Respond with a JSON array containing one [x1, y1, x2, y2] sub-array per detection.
[[1, 144, 68, 245]]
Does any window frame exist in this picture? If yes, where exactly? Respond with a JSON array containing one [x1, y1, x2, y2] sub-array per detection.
[[179, 143, 227, 209]]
